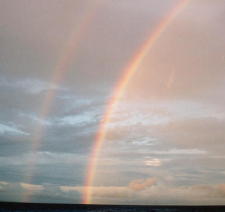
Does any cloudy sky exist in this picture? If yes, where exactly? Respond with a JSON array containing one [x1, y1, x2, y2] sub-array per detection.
[[1, 0, 225, 205]]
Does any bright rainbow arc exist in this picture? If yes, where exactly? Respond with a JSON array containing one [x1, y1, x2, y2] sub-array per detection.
[[83, 0, 190, 204], [22, 0, 102, 202]]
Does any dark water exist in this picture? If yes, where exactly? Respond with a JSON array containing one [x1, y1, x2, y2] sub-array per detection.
[[0, 202, 225, 212]]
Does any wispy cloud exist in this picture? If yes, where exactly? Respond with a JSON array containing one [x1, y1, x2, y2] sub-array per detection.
[[144, 158, 161, 167], [146, 148, 207, 155], [0, 77, 65, 94], [0, 151, 86, 166], [129, 178, 157, 191], [20, 183, 44, 192], [0, 123, 29, 136], [56, 110, 99, 127]]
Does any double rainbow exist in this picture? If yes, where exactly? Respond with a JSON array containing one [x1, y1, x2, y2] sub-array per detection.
[[21, 0, 190, 203]]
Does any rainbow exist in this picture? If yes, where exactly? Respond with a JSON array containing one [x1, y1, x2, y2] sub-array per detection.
[[83, 0, 190, 204], [22, 0, 102, 202]]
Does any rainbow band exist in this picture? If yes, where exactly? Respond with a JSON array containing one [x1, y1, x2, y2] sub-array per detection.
[[22, 0, 102, 202], [83, 0, 190, 204]]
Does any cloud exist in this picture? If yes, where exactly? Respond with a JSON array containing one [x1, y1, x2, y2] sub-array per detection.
[[61, 185, 131, 201], [218, 184, 225, 196], [2, 179, 225, 204], [0, 123, 29, 136], [0, 181, 81, 203], [153, 117, 225, 153], [129, 178, 157, 191], [91, 183, 225, 205], [59, 181, 225, 205], [0, 77, 65, 94], [56, 109, 99, 127], [19, 112, 52, 127], [147, 148, 207, 155], [108, 101, 171, 129], [131, 137, 157, 146], [20, 183, 44, 192], [0, 151, 86, 166], [16, 95, 102, 131], [144, 158, 161, 167], [0, 181, 9, 192]]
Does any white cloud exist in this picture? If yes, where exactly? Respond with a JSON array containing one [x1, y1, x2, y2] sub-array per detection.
[[0, 123, 29, 136], [56, 108, 101, 127], [144, 158, 161, 167], [20, 183, 44, 192]]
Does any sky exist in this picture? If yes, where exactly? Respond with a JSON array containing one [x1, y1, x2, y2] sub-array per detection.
[[0, 0, 225, 205]]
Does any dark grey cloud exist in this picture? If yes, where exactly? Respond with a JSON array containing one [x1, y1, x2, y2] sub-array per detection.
[[0, 181, 82, 203]]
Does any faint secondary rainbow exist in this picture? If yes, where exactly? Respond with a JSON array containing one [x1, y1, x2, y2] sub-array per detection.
[[22, 0, 102, 202], [83, 0, 190, 204]]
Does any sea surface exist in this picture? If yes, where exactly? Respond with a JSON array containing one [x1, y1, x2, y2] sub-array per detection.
[[0, 202, 224, 212]]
